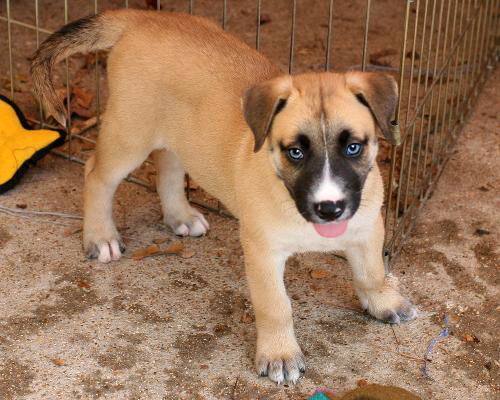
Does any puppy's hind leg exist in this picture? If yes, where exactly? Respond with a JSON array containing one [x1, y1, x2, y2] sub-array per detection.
[[84, 131, 151, 263], [153, 149, 209, 237]]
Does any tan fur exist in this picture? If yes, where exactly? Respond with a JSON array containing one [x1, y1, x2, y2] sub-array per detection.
[[31, 10, 416, 384]]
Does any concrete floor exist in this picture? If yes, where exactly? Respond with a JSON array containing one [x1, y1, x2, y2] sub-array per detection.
[[0, 70, 498, 399]]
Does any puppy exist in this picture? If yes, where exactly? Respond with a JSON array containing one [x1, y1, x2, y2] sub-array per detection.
[[31, 10, 417, 384]]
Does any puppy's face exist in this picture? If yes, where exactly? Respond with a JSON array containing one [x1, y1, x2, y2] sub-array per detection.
[[244, 72, 398, 228]]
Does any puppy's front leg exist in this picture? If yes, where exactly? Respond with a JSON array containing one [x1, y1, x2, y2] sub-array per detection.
[[241, 232, 305, 384], [345, 215, 417, 324]]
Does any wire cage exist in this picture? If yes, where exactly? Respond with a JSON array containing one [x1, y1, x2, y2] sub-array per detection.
[[0, 0, 498, 262]]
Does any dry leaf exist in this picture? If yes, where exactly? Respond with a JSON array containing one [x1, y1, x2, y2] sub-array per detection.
[[464, 334, 480, 343], [73, 87, 93, 109], [152, 237, 169, 245], [310, 269, 329, 279], [15, 203, 27, 209], [145, 0, 161, 9], [51, 359, 65, 366], [186, 180, 200, 190], [76, 279, 91, 289], [70, 116, 97, 135], [71, 103, 94, 119], [131, 244, 162, 261], [164, 242, 184, 254], [311, 283, 322, 291], [260, 13, 272, 25], [64, 226, 83, 237], [147, 171, 157, 187], [240, 311, 253, 324], [181, 250, 195, 259], [369, 48, 397, 67]]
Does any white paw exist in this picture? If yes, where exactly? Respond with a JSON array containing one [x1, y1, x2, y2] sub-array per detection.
[[256, 350, 305, 384], [85, 238, 125, 263], [357, 285, 418, 324], [168, 209, 209, 237]]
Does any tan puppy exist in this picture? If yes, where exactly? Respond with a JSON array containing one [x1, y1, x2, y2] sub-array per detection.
[[31, 10, 417, 384]]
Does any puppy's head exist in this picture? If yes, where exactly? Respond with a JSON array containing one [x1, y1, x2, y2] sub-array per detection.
[[243, 72, 398, 236]]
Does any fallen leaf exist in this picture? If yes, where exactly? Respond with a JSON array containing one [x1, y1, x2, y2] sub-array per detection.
[[181, 250, 195, 259], [63, 226, 83, 237], [145, 0, 161, 9], [15, 203, 27, 209], [76, 279, 91, 289], [131, 244, 162, 260], [164, 242, 184, 255], [73, 87, 93, 109], [51, 359, 65, 366], [310, 269, 330, 279], [147, 171, 157, 187], [152, 237, 169, 245], [259, 13, 272, 25], [71, 103, 94, 119], [406, 50, 421, 60], [369, 48, 397, 66], [464, 334, 480, 343], [240, 311, 253, 324], [186, 180, 200, 190], [310, 283, 322, 291], [70, 116, 97, 135]]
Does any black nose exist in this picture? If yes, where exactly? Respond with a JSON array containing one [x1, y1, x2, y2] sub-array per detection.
[[314, 200, 345, 221]]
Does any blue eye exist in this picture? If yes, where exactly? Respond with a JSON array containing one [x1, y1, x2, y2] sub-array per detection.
[[344, 143, 363, 157], [287, 147, 304, 161]]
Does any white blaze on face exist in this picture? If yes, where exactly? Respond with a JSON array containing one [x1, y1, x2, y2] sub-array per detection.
[[313, 113, 345, 204], [313, 160, 345, 203]]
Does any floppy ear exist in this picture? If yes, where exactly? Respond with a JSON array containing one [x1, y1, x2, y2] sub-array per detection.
[[346, 72, 400, 145], [242, 76, 293, 152]]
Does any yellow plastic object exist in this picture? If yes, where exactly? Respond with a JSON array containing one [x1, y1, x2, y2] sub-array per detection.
[[0, 95, 65, 193]]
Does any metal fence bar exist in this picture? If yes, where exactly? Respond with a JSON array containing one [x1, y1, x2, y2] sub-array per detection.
[[95, 0, 100, 126], [35, 0, 45, 127], [428, 0, 452, 174], [222, 0, 227, 29], [455, 1, 472, 129], [448, 0, 467, 145], [324, 0, 334, 71], [255, 0, 261, 50], [436, 0, 459, 167], [411, 0, 430, 200], [288, 0, 297, 74], [388, 0, 414, 247], [6, 0, 14, 99], [384, 0, 413, 242], [64, 0, 73, 157], [420, 0, 447, 189], [401, 0, 421, 213], [0, 15, 53, 34], [361, 0, 372, 72]]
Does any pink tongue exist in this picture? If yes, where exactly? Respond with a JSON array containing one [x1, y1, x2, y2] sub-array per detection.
[[313, 221, 348, 238]]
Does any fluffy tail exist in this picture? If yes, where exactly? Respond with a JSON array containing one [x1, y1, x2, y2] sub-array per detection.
[[30, 11, 127, 126]]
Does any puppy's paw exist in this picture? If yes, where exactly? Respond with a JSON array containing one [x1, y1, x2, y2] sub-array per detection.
[[357, 285, 417, 324], [256, 337, 305, 384], [165, 207, 209, 237], [84, 236, 125, 263]]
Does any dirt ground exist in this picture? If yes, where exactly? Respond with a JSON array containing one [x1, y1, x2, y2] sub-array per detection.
[[0, 1, 499, 399]]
